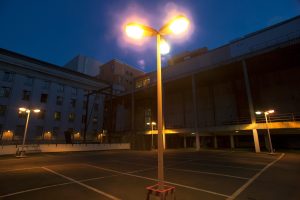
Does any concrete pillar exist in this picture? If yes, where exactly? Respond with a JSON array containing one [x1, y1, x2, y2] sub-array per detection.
[[230, 135, 235, 149], [242, 60, 261, 153], [192, 74, 200, 151], [214, 135, 218, 149], [195, 133, 200, 151], [183, 135, 187, 148]]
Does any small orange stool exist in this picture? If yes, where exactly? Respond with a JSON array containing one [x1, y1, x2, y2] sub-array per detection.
[[146, 183, 176, 200]]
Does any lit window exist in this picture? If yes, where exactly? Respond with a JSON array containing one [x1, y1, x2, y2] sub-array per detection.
[[22, 90, 31, 101], [135, 77, 150, 89], [0, 87, 11, 97], [68, 113, 75, 122], [54, 112, 61, 121], [40, 93, 48, 103]]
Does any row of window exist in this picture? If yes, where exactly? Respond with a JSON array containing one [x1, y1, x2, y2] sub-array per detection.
[[1, 72, 78, 94], [0, 105, 99, 123]]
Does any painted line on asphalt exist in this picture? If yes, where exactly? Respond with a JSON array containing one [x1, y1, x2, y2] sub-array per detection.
[[0, 173, 122, 198], [1, 166, 42, 173], [166, 167, 249, 180], [85, 163, 230, 198], [0, 181, 73, 198], [178, 162, 262, 171], [226, 153, 285, 200], [42, 167, 121, 200]]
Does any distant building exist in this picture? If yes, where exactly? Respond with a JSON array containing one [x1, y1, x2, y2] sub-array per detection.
[[0, 49, 108, 143], [97, 59, 145, 94], [64, 55, 101, 76]]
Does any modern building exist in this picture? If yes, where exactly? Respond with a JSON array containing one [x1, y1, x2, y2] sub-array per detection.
[[64, 54, 102, 76], [106, 15, 300, 150], [0, 49, 108, 144]]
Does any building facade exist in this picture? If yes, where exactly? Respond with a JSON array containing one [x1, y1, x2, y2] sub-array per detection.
[[107, 15, 300, 150], [0, 49, 108, 144]]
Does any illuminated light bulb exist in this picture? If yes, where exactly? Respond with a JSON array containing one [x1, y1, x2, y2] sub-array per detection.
[[169, 16, 189, 35], [160, 39, 170, 55], [125, 24, 144, 39]]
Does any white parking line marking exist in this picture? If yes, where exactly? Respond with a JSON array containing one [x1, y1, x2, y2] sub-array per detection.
[[85, 163, 230, 198], [42, 167, 121, 200], [166, 167, 249, 180], [226, 153, 285, 200], [1, 166, 42, 173], [0, 182, 73, 198]]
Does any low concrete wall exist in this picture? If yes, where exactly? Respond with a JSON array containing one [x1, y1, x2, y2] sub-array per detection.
[[0, 143, 130, 155]]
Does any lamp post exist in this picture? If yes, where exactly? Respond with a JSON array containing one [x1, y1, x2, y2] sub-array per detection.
[[256, 110, 275, 153], [125, 15, 190, 188], [147, 121, 156, 149], [17, 107, 40, 157]]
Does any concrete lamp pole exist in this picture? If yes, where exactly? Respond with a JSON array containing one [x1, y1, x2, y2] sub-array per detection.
[[125, 15, 190, 189], [17, 107, 40, 157], [256, 110, 275, 154]]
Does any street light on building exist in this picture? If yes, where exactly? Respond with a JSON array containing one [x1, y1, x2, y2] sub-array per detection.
[[125, 14, 190, 190], [17, 107, 40, 157], [147, 121, 156, 149], [256, 109, 275, 153]]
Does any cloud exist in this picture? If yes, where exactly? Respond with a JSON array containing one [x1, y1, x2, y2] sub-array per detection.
[[137, 59, 146, 70]]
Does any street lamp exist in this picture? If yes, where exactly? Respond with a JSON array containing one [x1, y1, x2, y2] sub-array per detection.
[[147, 121, 157, 149], [125, 15, 190, 189], [17, 107, 40, 157], [256, 110, 275, 153]]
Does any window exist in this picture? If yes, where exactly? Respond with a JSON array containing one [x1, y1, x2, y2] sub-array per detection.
[[70, 98, 76, 108], [22, 90, 31, 101], [38, 109, 46, 119], [0, 87, 11, 97], [68, 113, 75, 122], [54, 112, 61, 121], [3, 71, 15, 82], [93, 116, 98, 124], [57, 84, 64, 92], [56, 96, 63, 105], [53, 127, 60, 137], [40, 93, 48, 103], [71, 87, 77, 96], [135, 77, 150, 89], [42, 80, 51, 89], [25, 76, 34, 86], [145, 108, 151, 125], [0, 105, 7, 116]]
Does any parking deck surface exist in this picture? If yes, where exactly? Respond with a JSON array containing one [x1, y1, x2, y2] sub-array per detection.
[[0, 150, 299, 200]]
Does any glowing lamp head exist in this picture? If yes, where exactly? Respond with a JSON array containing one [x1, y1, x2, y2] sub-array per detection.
[[19, 107, 26, 112], [255, 111, 262, 115], [33, 109, 40, 113], [169, 16, 189, 35], [125, 23, 144, 39], [267, 110, 275, 114], [160, 39, 170, 55]]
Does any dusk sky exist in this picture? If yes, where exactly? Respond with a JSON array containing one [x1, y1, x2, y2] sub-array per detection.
[[0, 0, 299, 73]]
